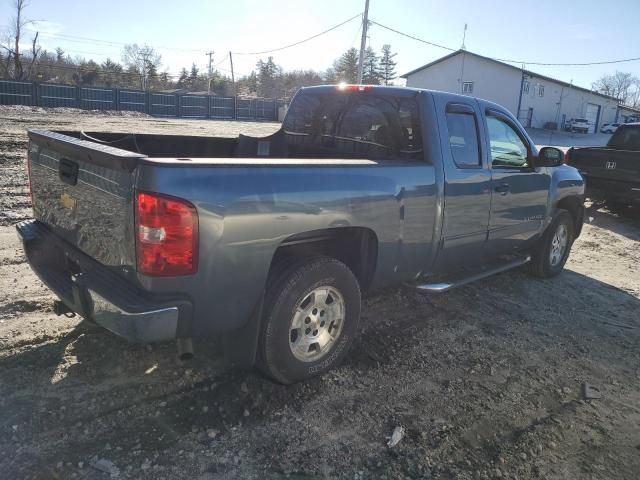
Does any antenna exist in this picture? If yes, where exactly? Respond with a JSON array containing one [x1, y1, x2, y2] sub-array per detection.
[[461, 23, 467, 50]]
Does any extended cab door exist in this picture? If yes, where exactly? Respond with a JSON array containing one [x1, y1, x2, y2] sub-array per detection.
[[432, 95, 492, 272], [481, 107, 550, 252]]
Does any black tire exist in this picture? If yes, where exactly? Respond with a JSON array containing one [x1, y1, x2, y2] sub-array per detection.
[[527, 210, 575, 278], [257, 257, 361, 384]]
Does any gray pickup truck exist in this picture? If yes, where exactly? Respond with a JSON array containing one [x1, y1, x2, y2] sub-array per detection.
[[17, 85, 585, 383]]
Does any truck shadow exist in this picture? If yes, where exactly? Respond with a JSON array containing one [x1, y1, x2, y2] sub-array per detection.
[[585, 202, 640, 241], [349, 267, 639, 371], [0, 267, 638, 477]]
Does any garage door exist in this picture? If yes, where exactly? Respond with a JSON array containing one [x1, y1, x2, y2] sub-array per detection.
[[585, 103, 600, 133]]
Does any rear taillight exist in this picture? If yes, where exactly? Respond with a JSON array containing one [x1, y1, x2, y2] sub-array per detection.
[[26, 143, 34, 207], [135, 191, 198, 276]]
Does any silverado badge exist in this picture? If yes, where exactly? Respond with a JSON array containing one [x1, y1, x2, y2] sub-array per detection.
[[59, 192, 77, 210]]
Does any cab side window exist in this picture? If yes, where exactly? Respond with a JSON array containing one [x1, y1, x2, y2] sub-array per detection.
[[486, 116, 529, 168], [446, 111, 481, 167]]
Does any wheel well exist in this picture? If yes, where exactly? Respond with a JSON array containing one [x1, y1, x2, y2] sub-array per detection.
[[557, 196, 584, 237], [270, 228, 378, 292]]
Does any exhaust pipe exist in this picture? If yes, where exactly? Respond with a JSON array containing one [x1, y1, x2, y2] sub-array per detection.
[[176, 337, 194, 361], [53, 300, 75, 317]]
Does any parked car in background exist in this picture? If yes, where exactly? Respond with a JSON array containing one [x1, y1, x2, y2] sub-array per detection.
[[600, 123, 621, 134], [17, 85, 585, 384], [567, 123, 640, 210], [566, 118, 590, 134]]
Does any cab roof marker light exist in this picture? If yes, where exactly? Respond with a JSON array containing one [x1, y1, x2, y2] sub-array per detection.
[[336, 84, 374, 92]]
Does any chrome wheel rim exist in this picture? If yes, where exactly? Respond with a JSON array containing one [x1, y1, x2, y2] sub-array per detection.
[[289, 286, 345, 363], [549, 224, 568, 267]]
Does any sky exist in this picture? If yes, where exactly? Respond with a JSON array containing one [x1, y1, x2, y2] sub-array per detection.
[[1, 0, 639, 90]]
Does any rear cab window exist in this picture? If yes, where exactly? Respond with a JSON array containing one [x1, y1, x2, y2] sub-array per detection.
[[445, 104, 481, 168], [609, 125, 640, 150], [283, 88, 423, 161]]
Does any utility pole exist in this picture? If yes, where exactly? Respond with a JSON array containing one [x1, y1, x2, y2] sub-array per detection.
[[206, 50, 214, 95], [229, 51, 237, 120], [356, 0, 370, 84], [206, 51, 214, 77]]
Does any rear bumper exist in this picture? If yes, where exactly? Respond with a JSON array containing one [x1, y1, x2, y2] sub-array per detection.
[[583, 176, 640, 205], [16, 219, 192, 343]]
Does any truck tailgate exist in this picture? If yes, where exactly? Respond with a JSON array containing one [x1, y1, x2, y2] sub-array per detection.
[[569, 147, 640, 184], [27, 129, 144, 269]]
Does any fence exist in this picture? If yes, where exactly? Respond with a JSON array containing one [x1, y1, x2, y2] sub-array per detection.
[[0, 79, 284, 122]]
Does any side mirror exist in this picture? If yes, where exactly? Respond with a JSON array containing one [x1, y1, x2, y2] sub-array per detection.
[[535, 147, 564, 167]]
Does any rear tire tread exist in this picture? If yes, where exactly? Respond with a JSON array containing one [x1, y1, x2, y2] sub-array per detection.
[[257, 256, 360, 384]]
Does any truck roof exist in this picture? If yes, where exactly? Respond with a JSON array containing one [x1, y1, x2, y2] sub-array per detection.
[[298, 84, 505, 107]]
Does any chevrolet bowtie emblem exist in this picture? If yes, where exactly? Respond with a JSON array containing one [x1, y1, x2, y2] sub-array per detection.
[[59, 192, 77, 210]]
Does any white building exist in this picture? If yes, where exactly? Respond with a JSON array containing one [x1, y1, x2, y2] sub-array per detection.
[[401, 50, 620, 133], [617, 104, 640, 123]]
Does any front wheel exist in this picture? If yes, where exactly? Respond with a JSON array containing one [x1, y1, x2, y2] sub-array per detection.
[[257, 257, 361, 384], [527, 210, 575, 278]]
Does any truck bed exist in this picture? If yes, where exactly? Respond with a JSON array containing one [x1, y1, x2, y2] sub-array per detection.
[[26, 127, 439, 335]]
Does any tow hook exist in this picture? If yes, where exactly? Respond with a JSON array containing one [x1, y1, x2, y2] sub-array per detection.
[[53, 300, 76, 318]]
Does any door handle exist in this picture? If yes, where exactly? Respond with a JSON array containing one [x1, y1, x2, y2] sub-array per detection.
[[494, 183, 510, 195]]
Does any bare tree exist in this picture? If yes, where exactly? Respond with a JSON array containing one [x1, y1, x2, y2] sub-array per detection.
[[122, 44, 161, 90], [26, 31, 41, 79], [0, 0, 40, 80], [592, 71, 639, 105], [629, 78, 640, 109]]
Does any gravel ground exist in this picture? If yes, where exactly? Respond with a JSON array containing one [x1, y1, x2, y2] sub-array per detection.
[[1, 106, 639, 480]]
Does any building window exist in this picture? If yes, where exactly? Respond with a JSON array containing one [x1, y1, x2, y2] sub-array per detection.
[[538, 85, 545, 97], [462, 82, 474, 94], [523, 81, 530, 94]]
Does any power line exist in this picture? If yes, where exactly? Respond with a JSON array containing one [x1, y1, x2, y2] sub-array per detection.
[[32, 30, 202, 53], [370, 19, 640, 67], [232, 12, 362, 55], [495, 55, 640, 67], [369, 20, 456, 52]]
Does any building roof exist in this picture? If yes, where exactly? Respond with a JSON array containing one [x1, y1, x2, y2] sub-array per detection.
[[617, 104, 640, 113], [401, 50, 620, 102]]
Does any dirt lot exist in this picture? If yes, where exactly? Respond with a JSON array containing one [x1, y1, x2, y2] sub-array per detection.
[[1, 106, 639, 480]]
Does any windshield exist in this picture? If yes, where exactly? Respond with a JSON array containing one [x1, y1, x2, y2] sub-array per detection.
[[283, 90, 423, 160]]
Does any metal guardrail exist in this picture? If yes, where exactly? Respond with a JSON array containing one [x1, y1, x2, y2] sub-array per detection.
[[0, 79, 283, 121]]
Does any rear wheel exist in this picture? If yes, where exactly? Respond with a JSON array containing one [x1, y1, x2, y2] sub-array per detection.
[[527, 210, 575, 278], [257, 257, 361, 384]]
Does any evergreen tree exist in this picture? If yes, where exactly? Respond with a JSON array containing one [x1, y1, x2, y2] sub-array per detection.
[[380, 44, 397, 85], [256, 56, 282, 97], [362, 46, 381, 85], [158, 71, 171, 89], [55, 47, 65, 63], [177, 67, 189, 87], [333, 48, 359, 83], [189, 63, 199, 83], [101, 58, 123, 87]]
